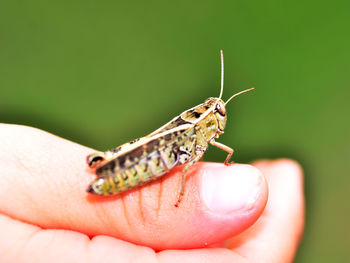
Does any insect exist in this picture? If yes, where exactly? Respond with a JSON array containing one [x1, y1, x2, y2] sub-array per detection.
[[86, 50, 254, 207]]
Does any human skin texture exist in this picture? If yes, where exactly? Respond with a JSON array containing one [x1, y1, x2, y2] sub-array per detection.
[[0, 124, 304, 262]]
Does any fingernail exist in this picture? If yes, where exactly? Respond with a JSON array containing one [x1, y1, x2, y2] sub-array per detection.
[[201, 164, 264, 214]]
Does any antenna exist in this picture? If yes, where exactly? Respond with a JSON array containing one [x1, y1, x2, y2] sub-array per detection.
[[225, 88, 255, 105], [219, 50, 224, 99]]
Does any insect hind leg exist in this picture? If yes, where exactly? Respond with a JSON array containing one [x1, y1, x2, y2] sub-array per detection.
[[86, 152, 106, 168], [87, 149, 120, 169]]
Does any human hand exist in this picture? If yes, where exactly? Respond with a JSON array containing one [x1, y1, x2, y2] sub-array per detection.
[[0, 124, 304, 262]]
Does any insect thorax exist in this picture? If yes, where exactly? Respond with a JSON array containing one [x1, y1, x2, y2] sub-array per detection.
[[197, 111, 221, 140], [180, 97, 226, 142]]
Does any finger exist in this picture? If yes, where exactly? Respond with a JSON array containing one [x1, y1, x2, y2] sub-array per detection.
[[1, 213, 241, 263], [0, 213, 156, 263], [226, 159, 305, 262], [0, 124, 267, 250]]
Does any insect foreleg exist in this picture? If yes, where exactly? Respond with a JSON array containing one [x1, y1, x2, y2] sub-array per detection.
[[209, 139, 235, 165]]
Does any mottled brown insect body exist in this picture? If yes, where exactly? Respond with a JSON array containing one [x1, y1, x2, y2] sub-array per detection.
[[86, 51, 254, 206], [88, 126, 195, 195]]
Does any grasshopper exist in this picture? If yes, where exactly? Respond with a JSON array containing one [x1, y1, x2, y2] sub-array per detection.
[[86, 50, 254, 207]]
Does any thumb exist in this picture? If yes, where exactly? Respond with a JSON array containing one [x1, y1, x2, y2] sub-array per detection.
[[0, 124, 267, 250]]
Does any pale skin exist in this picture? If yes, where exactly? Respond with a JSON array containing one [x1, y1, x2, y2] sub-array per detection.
[[0, 124, 304, 263]]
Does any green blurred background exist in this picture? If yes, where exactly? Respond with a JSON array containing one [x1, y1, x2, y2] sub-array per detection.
[[1, 0, 349, 261]]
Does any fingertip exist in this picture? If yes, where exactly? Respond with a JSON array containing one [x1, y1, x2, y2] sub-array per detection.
[[253, 158, 303, 175], [232, 158, 304, 262], [166, 163, 269, 249], [253, 159, 304, 200], [200, 163, 268, 215]]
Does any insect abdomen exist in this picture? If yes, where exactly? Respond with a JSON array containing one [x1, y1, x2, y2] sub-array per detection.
[[87, 147, 178, 195]]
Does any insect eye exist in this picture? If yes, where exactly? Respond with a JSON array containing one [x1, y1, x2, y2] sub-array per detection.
[[216, 104, 226, 116]]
